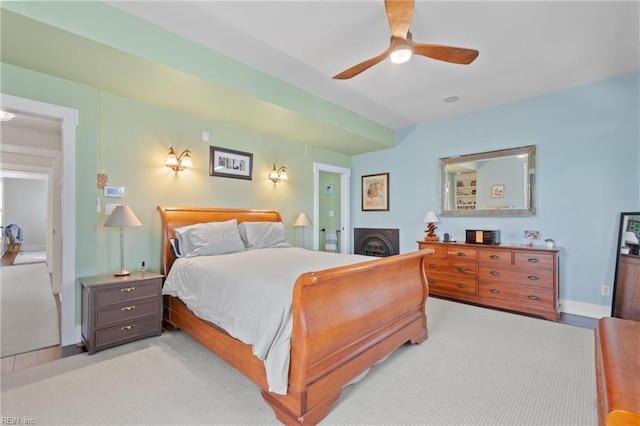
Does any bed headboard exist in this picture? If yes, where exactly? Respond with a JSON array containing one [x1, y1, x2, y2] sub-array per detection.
[[157, 206, 283, 276]]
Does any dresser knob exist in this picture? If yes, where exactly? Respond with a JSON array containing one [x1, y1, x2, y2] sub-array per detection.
[[490, 271, 499, 276], [428, 263, 437, 269], [456, 283, 466, 289], [527, 258, 539, 263], [527, 275, 539, 281], [456, 252, 466, 257], [457, 267, 466, 272], [121, 306, 136, 311], [120, 287, 136, 292], [489, 255, 499, 260], [428, 279, 437, 284], [489, 288, 500, 294], [528, 295, 540, 301], [121, 325, 136, 331]]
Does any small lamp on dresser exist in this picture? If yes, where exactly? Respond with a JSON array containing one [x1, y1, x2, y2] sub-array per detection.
[[423, 211, 440, 241]]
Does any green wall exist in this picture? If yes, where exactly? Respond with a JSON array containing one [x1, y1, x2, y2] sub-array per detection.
[[1, 62, 351, 324]]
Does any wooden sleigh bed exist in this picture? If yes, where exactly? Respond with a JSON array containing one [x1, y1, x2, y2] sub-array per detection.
[[158, 206, 432, 425]]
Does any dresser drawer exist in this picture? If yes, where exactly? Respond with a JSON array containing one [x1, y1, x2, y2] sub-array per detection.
[[478, 266, 554, 289], [419, 243, 448, 258], [95, 299, 160, 328], [425, 259, 476, 277], [426, 274, 476, 296], [478, 249, 513, 265], [447, 247, 477, 260], [94, 316, 160, 350], [479, 281, 555, 308], [514, 252, 555, 269], [95, 280, 161, 307]]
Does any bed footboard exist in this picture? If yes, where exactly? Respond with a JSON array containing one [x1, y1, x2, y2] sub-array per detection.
[[264, 249, 430, 425]]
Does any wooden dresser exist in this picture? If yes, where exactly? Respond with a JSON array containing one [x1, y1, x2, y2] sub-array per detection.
[[595, 317, 640, 426], [417, 241, 560, 321], [80, 271, 163, 354]]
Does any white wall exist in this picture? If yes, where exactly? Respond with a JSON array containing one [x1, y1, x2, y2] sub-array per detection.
[[2, 177, 47, 251]]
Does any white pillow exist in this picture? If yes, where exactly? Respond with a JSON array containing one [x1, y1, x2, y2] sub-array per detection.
[[238, 221, 292, 250], [174, 219, 245, 257]]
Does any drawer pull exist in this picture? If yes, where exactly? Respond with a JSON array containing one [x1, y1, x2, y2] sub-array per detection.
[[121, 325, 136, 331], [428, 279, 437, 284], [489, 255, 500, 260], [456, 283, 466, 289], [121, 306, 136, 312], [456, 252, 466, 257], [457, 267, 466, 272], [527, 258, 539, 263], [428, 263, 437, 269], [120, 287, 136, 293], [527, 275, 540, 281], [489, 288, 500, 294], [528, 295, 540, 301], [490, 271, 500, 276]]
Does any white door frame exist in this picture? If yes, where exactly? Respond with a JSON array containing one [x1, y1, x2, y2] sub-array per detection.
[[313, 163, 351, 253], [1, 94, 79, 346]]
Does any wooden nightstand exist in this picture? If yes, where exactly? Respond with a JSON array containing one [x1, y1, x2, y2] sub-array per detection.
[[80, 271, 163, 354]]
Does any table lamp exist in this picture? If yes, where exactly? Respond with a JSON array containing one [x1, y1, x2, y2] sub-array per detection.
[[423, 211, 440, 241], [293, 212, 312, 248], [104, 205, 142, 276]]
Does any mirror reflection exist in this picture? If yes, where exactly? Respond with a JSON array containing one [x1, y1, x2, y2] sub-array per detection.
[[439, 145, 536, 217], [612, 212, 640, 321]]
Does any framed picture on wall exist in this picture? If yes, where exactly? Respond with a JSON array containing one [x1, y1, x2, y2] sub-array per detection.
[[362, 173, 389, 211], [209, 146, 253, 180], [491, 184, 505, 198]]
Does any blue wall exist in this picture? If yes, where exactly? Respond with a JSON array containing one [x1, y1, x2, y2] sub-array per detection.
[[351, 72, 640, 311]]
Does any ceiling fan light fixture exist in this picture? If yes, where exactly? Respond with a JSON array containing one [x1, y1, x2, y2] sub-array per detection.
[[390, 46, 413, 64]]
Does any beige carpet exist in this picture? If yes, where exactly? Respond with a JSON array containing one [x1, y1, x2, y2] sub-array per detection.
[[0, 298, 597, 425], [1, 263, 59, 357]]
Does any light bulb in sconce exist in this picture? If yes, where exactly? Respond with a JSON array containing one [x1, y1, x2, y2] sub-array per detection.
[[269, 165, 288, 183], [166, 147, 193, 171]]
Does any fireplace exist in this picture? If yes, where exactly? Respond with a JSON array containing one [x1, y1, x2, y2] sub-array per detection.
[[354, 228, 400, 257]]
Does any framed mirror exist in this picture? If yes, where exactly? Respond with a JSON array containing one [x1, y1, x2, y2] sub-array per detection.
[[611, 211, 640, 320], [439, 145, 537, 217]]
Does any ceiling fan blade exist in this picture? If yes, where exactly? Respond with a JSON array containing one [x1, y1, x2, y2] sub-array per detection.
[[333, 47, 392, 80], [384, 0, 414, 39], [413, 43, 479, 65]]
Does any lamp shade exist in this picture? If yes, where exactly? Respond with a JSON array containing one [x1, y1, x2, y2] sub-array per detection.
[[622, 231, 639, 245], [294, 212, 312, 227], [423, 211, 440, 223], [104, 205, 142, 228]]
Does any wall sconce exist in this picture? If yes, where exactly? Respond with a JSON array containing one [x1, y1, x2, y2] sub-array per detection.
[[423, 211, 440, 241], [166, 147, 193, 171], [268, 165, 288, 183]]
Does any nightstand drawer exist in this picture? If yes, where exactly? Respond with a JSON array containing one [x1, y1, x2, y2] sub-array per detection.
[[96, 299, 160, 328], [94, 316, 160, 350], [95, 280, 160, 307]]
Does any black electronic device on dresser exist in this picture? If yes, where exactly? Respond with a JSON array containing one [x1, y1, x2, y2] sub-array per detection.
[[80, 271, 163, 354]]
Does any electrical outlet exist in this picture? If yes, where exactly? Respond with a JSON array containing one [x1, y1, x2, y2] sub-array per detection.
[[601, 285, 610, 296]]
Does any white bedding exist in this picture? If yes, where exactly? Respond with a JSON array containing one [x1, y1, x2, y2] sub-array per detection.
[[162, 247, 372, 394]]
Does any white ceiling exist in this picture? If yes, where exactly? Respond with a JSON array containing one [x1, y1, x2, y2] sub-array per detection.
[[107, 1, 640, 130]]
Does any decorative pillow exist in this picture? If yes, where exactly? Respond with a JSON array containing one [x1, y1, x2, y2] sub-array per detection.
[[169, 238, 182, 258], [238, 221, 292, 250], [174, 219, 245, 257]]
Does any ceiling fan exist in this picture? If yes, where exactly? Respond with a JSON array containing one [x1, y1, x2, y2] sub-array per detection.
[[333, 0, 479, 80]]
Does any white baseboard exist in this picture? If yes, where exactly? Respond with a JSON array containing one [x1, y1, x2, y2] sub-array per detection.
[[560, 299, 610, 319]]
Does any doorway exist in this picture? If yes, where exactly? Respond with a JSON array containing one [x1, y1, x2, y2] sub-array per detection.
[[313, 163, 350, 253], [0, 94, 78, 347]]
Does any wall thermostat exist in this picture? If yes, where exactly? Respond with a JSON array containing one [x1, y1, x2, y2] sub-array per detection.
[[104, 186, 125, 198]]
